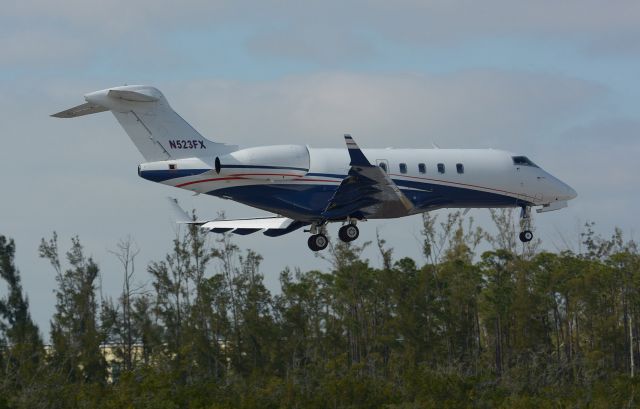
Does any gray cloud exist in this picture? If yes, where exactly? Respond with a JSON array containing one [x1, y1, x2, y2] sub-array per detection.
[[3, 0, 640, 68], [170, 71, 606, 152], [246, 25, 376, 64], [0, 30, 87, 65], [255, 1, 640, 59]]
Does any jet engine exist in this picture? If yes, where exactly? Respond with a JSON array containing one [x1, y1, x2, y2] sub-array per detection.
[[214, 145, 310, 180]]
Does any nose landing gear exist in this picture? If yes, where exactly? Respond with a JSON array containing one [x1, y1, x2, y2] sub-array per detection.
[[519, 230, 533, 243], [519, 206, 534, 243]]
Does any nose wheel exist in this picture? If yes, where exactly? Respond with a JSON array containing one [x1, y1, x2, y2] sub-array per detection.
[[519, 230, 533, 243], [518, 206, 534, 243]]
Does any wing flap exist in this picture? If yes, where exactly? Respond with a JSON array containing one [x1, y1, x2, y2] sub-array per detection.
[[201, 217, 294, 230], [203, 217, 306, 236], [167, 197, 305, 236]]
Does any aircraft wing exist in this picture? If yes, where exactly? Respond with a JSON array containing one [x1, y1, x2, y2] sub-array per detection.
[[167, 198, 307, 236], [321, 135, 414, 220]]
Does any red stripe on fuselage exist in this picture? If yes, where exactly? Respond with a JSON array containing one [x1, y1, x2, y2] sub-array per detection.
[[174, 174, 342, 188], [226, 173, 303, 178], [176, 177, 247, 187]]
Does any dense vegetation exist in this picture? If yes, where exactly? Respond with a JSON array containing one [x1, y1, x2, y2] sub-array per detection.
[[0, 210, 639, 408]]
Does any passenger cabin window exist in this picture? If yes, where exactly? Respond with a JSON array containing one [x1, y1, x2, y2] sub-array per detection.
[[418, 163, 426, 174], [512, 156, 539, 168], [456, 163, 464, 174], [399, 163, 407, 174], [437, 163, 445, 174], [379, 162, 387, 173]]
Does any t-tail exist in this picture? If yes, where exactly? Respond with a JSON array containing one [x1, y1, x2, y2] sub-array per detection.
[[51, 85, 238, 161]]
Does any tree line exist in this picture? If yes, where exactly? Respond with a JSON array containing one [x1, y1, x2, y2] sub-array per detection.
[[0, 210, 639, 408]]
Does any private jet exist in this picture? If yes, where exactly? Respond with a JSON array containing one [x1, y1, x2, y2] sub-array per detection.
[[53, 85, 577, 251]]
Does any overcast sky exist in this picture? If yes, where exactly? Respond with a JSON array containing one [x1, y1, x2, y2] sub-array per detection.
[[1, 0, 638, 336]]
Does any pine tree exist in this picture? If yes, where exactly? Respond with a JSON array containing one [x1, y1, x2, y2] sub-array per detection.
[[39, 233, 106, 384], [0, 235, 44, 401]]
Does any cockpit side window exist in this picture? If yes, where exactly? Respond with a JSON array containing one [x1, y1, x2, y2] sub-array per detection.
[[512, 156, 539, 168]]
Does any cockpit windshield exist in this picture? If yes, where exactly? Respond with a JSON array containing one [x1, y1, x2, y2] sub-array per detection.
[[512, 156, 539, 168]]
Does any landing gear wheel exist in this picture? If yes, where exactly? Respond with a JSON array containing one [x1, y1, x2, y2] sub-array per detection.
[[338, 224, 359, 242], [519, 230, 533, 243], [308, 234, 329, 251]]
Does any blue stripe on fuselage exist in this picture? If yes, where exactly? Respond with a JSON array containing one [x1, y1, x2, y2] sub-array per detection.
[[139, 168, 210, 182], [139, 169, 528, 219], [208, 179, 526, 221]]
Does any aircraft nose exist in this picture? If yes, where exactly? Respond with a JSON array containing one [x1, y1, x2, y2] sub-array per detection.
[[544, 172, 577, 202], [554, 180, 577, 201]]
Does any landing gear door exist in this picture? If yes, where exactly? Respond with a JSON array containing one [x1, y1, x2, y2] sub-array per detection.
[[375, 159, 389, 173]]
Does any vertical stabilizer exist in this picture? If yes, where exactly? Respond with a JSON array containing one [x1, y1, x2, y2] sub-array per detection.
[[52, 85, 238, 161]]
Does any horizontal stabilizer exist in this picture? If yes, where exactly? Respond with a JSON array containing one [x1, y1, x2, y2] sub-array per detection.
[[107, 88, 160, 102], [51, 102, 108, 118]]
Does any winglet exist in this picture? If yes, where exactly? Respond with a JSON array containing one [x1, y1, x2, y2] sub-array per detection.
[[344, 134, 372, 167]]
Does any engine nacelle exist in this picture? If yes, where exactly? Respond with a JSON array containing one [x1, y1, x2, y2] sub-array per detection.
[[214, 145, 309, 180], [138, 157, 213, 182]]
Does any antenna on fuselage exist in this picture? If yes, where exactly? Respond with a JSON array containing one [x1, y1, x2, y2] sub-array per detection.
[[432, 142, 441, 149]]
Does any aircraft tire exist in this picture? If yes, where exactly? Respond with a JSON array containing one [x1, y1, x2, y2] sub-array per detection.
[[519, 230, 533, 243], [338, 225, 359, 242], [308, 234, 329, 251]]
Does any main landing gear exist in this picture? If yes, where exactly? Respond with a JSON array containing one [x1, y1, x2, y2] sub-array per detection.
[[307, 221, 360, 251], [519, 206, 534, 243], [338, 224, 359, 242], [308, 233, 329, 252], [307, 222, 329, 251]]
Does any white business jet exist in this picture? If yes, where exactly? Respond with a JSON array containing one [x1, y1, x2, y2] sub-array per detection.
[[53, 85, 577, 251]]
